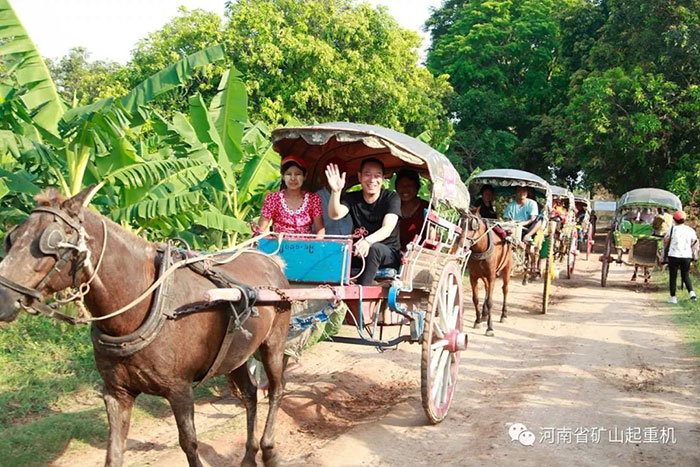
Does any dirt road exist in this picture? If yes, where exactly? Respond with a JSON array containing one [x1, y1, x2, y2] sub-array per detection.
[[58, 251, 700, 467]]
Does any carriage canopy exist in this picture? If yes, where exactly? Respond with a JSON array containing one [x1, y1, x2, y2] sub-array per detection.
[[550, 185, 575, 207], [617, 188, 682, 212], [467, 168, 552, 210], [271, 122, 471, 213]]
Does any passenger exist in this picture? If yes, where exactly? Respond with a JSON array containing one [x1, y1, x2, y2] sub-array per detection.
[[395, 169, 430, 250], [504, 186, 540, 244], [257, 155, 325, 237], [652, 208, 672, 237], [314, 158, 353, 236], [552, 200, 567, 223], [640, 207, 655, 224], [325, 158, 401, 285], [471, 184, 497, 219]]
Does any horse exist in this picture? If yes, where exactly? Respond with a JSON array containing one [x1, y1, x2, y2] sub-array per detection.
[[0, 187, 291, 467], [460, 216, 513, 336]]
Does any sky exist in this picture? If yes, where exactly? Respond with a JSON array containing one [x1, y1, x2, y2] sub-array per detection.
[[13, 0, 443, 64]]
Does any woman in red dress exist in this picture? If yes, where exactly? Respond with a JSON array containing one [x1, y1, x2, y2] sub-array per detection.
[[257, 155, 325, 236], [395, 169, 429, 250]]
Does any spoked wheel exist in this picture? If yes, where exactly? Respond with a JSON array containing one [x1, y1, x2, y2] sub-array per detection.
[[586, 226, 593, 260], [421, 261, 466, 424], [600, 232, 612, 287], [542, 222, 556, 314], [567, 230, 577, 279]]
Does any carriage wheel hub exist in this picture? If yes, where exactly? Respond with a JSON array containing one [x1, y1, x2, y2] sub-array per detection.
[[445, 330, 468, 353]]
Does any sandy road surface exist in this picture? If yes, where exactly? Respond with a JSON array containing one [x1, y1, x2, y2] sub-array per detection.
[[58, 249, 700, 467]]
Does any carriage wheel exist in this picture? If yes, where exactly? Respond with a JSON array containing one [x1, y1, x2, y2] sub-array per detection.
[[600, 233, 612, 287], [421, 261, 466, 424], [586, 226, 593, 261], [542, 222, 556, 314], [567, 230, 577, 279]]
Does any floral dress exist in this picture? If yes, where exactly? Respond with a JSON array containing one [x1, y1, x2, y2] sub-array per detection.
[[260, 190, 323, 234]]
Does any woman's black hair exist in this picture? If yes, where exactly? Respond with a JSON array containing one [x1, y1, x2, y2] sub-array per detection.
[[480, 184, 494, 194], [394, 169, 420, 190], [280, 160, 306, 189]]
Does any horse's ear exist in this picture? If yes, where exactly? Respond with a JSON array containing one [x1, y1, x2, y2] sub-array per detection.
[[35, 188, 66, 207], [61, 184, 99, 217]]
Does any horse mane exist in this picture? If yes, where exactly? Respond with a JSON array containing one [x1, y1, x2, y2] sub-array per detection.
[[34, 188, 67, 207]]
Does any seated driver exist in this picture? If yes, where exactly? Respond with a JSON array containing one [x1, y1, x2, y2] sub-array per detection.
[[504, 186, 540, 244]]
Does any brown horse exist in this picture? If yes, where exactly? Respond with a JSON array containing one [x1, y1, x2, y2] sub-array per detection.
[[0, 187, 290, 467], [463, 216, 513, 336]]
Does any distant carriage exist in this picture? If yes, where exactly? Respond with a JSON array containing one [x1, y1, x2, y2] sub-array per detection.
[[599, 188, 682, 287], [550, 185, 578, 279], [574, 195, 594, 260]]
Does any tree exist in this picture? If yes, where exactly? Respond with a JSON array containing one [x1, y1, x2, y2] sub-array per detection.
[[426, 0, 576, 174], [550, 0, 700, 200], [125, 1, 454, 146], [47, 48, 127, 107]]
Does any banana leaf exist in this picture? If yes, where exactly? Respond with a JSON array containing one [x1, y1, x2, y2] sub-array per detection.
[[0, 0, 65, 134]]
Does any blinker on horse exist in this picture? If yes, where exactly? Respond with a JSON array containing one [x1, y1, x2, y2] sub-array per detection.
[[0, 186, 291, 467]]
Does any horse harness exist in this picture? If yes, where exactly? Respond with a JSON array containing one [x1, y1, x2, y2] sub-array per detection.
[[464, 216, 512, 275], [0, 206, 270, 383], [0, 206, 97, 323]]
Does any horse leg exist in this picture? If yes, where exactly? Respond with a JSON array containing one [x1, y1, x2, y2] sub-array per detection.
[[470, 274, 481, 328], [104, 388, 137, 467], [484, 277, 495, 337], [167, 386, 203, 467], [644, 267, 651, 283], [258, 325, 287, 467], [500, 258, 512, 323], [631, 266, 638, 281], [227, 366, 259, 467]]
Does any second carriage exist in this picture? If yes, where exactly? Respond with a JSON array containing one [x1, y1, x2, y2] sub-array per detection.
[[467, 169, 557, 313]]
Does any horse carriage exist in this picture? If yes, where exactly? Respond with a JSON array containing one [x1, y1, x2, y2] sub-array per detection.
[[550, 185, 578, 279], [574, 195, 594, 260], [466, 169, 556, 313], [600, 188, 682, 287], [208, 122, 472, 424]]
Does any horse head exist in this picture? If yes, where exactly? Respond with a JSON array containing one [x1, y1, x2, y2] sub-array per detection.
[[0, 185, 100, 322]]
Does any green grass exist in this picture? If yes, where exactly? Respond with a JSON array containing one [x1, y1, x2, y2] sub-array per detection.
[[0, 312, 100, 429], [659, 274, 700, 359]]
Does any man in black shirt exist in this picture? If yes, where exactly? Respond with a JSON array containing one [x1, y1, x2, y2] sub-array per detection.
[[325, 158, 401, 285]]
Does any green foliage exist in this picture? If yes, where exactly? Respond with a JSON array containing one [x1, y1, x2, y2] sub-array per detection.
[[0, 0, 65, 134], [46, 47, 127, 107], [426, 0, 575, 173], [126, 0, 454, 146]]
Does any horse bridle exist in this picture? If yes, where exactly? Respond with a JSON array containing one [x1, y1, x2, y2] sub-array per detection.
[[0, 206, 102, 323]]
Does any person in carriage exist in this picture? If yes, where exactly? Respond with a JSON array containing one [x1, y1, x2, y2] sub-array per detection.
[[471, 184, 497, 219], [325, 158, 402, 286], [256, 155, 326, 237], [395, 168, 430, 251], [504, 186, 540, 245]]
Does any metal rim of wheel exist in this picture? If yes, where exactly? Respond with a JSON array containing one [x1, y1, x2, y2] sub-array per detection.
[[601, 233, 612, 287], [542, 222, 555, 313], [421, 261, 465, 424], [567, 230, 576, 279]]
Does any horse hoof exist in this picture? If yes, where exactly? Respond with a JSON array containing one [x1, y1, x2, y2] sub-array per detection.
[[485, 329, 495, 337], [500, 316, 506, 323], [473, 321, 482, 329], [263, 453, 280, 467]]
